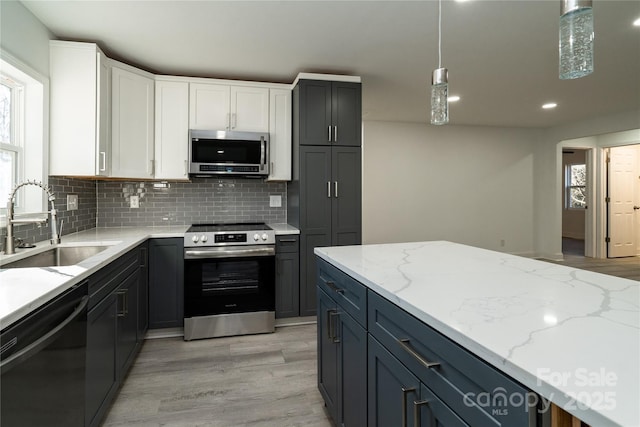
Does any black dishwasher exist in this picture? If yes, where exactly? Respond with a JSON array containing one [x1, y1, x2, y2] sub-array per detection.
[[1, 280, 89, 427]]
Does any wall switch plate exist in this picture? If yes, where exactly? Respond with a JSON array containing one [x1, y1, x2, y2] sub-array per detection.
[[67, 194, 78, 211], [130, 195, 140, 208], [269, 195, 282, 208]]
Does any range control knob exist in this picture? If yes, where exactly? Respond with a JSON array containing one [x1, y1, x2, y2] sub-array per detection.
[[261, 233, 269, 241], [201, 235, 208, 243], [253, 233, 260, 241], [192, 235, 199, 243]]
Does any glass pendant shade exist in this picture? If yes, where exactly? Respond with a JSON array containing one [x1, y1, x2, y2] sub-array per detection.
[[559, 0, 594, 80], [431, 68, 449, 125]]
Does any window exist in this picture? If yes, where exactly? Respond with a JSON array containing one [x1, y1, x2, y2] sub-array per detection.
[[0, 75, 24, 207], [0, 51, 46, 223], [566, 163, 587, 209]]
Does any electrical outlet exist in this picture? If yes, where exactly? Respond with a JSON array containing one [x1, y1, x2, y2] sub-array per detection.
[[67, 194, 78, 211], [269, 195, 282, 208], [130, 195, 139, 208]]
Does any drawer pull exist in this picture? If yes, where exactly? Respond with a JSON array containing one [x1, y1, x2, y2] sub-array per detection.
[[326, 280, 345, 294], [413, 399, 430, 427], [401, 387, 417, 427], [398, 338, 441, 369], [278, 239, 297, 243]]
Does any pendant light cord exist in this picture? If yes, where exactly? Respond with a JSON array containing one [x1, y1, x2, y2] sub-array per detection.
[[438, 0, 442, 68]]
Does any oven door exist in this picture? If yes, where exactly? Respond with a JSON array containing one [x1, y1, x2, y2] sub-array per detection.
[[184, 245, 275, 317]]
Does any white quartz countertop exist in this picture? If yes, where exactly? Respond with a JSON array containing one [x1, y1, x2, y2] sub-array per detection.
[[314, 241, 640, 427], [1, 223, 298, 328]]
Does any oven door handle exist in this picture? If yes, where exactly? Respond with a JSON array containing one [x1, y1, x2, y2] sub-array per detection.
[[184, 246, 275, 259]]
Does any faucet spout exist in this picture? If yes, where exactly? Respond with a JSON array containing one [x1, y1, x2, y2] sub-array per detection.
[[4, 180, 60, 255]]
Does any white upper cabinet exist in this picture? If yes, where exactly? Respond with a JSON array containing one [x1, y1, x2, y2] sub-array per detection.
[[230, 86, 270, 132], [111, 64, 155, 178], [189, 83, 269, 132], [154, 79, 189, 180], [49, 41, 111, 176], [267, 88, 292, 181]]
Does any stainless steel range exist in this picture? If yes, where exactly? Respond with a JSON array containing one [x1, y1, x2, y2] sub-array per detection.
[[183, 223, 276, 340]]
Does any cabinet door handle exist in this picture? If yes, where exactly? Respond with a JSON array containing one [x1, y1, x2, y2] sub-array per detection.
[[278, 238, 297, 243], [326, 308, 337, 340], [140, 247, 147, 268], [327, 181, 331, 198], [329, 310, 340, 343], [99, 151, 106, 172], [334, 181, 338, 198], [116, 290, 128, 317], [401, 387, 417, 427], [184, 160, 187, 176], [150, 160, 154, 176], [226, 113, 230, 130], [334, 126, 337, 142], [328, 125, 332, 142], [232, 113, 237, 129], [398, 339, 441, 369], [413, 400, 430, 427]]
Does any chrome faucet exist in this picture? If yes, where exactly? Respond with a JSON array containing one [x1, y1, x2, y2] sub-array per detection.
[[5, 180, 61, 255]]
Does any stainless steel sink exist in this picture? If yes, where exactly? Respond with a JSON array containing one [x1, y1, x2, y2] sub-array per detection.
[[1, 245, 110, 269]]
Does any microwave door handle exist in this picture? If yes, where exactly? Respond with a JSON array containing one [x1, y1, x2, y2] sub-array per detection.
[[260, 138, 266, 168]]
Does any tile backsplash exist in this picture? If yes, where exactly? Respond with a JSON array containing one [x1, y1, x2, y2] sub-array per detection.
[[2, 177, 287, 251], [1, 177, 97, 250], [97, 178, 286, 227]]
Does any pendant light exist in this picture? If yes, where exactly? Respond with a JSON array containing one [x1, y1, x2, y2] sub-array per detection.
[[559, 0, 594, 79], [431, 0, 448, 125]]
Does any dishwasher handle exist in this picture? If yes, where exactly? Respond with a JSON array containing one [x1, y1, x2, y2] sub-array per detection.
[[0, 295, 89, 375]]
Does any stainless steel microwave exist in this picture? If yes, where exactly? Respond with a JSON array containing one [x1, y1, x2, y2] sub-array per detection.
[[189, 130, 269, 177]]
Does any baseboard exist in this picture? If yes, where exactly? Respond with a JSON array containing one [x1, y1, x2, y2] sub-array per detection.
[[275, 316, 317, 328], [145, 327, 184, 339]]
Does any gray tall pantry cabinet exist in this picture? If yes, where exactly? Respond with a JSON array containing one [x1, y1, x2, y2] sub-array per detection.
[[288, 78, 362, 317]]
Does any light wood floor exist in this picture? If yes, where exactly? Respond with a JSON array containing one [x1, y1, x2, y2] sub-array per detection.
[[102, 324, 332, 427], [545, 238, 640, 281]]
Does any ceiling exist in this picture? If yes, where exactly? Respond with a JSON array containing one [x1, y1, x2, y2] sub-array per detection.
[[21, 0, 640, 128]]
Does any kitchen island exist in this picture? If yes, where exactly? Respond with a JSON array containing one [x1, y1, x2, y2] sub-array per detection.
[[315, 241, 639, 427]]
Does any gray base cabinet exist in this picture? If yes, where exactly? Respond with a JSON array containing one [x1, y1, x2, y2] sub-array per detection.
[[148, 238, 184, 329], [317, 259, 367, 427], [275, 235, 300, 318], [85, 243, 147, 427], [317, 257, 538, 427]]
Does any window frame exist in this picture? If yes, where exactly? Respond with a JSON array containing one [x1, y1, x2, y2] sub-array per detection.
[[565, 163, 587, 210], [1, 75, 25, 208], [0, 49, 48, 225]]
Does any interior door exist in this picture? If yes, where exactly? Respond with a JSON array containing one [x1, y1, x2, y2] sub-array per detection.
[[607, 146, 639, 257]]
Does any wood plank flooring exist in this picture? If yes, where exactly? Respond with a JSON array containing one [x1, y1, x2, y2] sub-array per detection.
[[545, 238, 640, 281], [102, 324, 332, 427]]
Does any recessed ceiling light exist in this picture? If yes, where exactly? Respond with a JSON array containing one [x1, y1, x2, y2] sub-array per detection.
[[449, 95, 461, 102], [633, 17, 640, 27], [542, 102, 558, 109]]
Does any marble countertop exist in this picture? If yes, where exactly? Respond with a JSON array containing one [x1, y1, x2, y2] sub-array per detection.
[[0, 223, 299, 328], [314, 241, 639, 427]]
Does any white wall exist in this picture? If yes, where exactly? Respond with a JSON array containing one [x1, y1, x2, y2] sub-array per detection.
[[362, 121, 539, 256], [0, 1, 52, 77]]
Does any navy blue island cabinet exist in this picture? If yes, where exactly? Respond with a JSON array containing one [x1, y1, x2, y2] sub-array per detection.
[[316, 257, 541, 427]]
